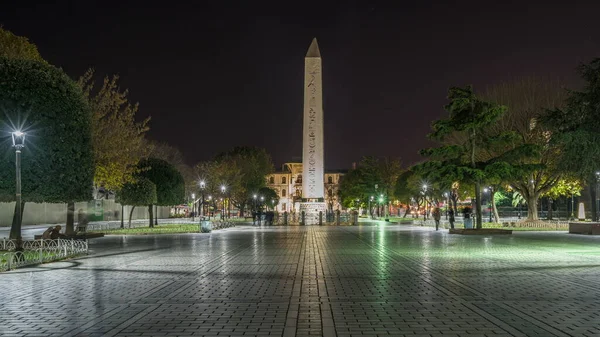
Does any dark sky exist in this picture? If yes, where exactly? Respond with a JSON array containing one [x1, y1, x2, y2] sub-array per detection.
[[2, 1, 600, 169]]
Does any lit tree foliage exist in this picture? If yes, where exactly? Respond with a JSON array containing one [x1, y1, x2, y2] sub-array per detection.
[[339, 156, 402, 217], [542, 59, 600, 220], [78, 69, 150, 196], [0, 57, 94, 237], [421, 86, 507, 229], [0, 27, 47, 63], [482, 77, 568, 221], [136, 158, 185, 227], [116, 178, 157, 227]]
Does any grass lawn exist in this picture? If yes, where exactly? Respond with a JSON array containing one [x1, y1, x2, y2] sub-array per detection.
[[91, 224, 201, 235]]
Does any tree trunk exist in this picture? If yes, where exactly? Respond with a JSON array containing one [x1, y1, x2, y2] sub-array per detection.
[[120, 204, 124, 228], [128, 206, 136, 228], [470, 130, 482, 229], [9, 201, 25, 240], [526, 194, 539, 221], [474, 181, 482, 229], [547, 198, 554, 220], [491, 191, 500, 223], [66, 202, 75, 235], [155, 205, 158, 226], [148, 204, 154, 228], [590, 179, 597, 222]]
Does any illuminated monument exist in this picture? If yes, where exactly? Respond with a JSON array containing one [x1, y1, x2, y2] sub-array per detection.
[[300, 38, 326, 224]]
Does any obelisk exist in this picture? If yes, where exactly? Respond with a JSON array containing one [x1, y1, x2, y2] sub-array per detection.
[[300, 38, 326, 224]]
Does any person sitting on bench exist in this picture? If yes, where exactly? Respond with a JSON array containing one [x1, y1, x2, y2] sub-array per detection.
[[41, 226, 54, 239], [50, 225, 66, 239]]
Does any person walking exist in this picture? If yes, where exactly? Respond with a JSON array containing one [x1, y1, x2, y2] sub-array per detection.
[[433, 207, 441, 231], [448, 208, 455, 229]]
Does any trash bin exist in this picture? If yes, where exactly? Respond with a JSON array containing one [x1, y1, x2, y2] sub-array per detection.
[[201, 220, 212, 233]]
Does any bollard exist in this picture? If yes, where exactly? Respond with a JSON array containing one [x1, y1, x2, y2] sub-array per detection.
[[336, 210, 340, 226], [319, 211, 323, 226], [284, 211, 288, 226], [301, 211, 305, 225]]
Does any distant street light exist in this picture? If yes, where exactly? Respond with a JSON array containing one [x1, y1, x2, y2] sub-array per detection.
[[191, 193, 196, 221], [221, 185, 226, 220], [199, 180, 206, 219], [9, 131, 26, 243]]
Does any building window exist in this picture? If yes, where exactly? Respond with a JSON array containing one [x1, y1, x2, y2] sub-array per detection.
[[296, 175, 302, 183], [282, 203, 287, 211], [269, 176, 274, 184], [282, 189, 286, 197], [282, 177, 286, 184], [328, 176, 333, 184]]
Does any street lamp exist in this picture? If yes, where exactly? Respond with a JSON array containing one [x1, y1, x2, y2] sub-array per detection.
[[191, 193, 196, 221], [422, 184, 428, 221], [9, 131, 25, 242], [444, 192, 449, 220], [207, 195, 212, 220], [220, 185, 226, 220], [369, 196, 374, 219], [199, 180, 206, 218]]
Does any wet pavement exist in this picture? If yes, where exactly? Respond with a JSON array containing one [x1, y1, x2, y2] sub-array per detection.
[[1, 224, 600, 337]]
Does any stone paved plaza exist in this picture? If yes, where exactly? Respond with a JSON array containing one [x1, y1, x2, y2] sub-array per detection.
[[1, 224, 600, 337]]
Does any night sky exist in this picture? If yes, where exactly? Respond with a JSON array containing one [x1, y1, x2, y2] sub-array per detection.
[[2, 1, 600, 169]]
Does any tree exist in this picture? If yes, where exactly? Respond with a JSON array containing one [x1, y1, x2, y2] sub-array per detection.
[[423, 86, 507, 229], [212, 146, 274, 216], [148, 141, 196, 197], [0, 57, 94, 237], [258, 187, 279, 211], [78, 69, 150, 197], [0, 27, 47, 63], [136, 158, 185, 227], [482, 77, 568, 221], [116, 178, 157, 228], [338, 156, 402, 218], [542, 59, 600, 220]]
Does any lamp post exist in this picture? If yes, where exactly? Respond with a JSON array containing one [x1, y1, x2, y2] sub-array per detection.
[[369, 196, 374, 219], [199, 181, 205, 219], [221, 185, 226, 220], [260, 196, 264, 225], [191, 193, 196, 221], [444, 192, 449, 220], [9, 131, 25, 242], [422, 184, 428, 221], [207, 195, 212, 220]]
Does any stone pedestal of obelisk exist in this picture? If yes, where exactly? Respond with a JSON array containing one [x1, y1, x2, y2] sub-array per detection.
[[300, 38, 326, 225]]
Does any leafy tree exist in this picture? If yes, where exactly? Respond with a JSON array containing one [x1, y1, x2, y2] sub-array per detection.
[[78, 69, 150, 196], [0, 27, 47, 63], [422, 86, 507, 229], [339, 156, 402, 218], [148, 141, 195, 196], [212, 146, 274, 216], [257, 187, 279, 211], [482, 77, 568, 221], [541, 59, 600, 220], [0, 57, 93, 237], [136, 158, 185, 227], [116, 178, 157, 228]]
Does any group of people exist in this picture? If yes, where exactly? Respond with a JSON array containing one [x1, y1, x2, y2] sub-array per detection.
[[252, 211, 274, 226], [432, 207, 456, 231]]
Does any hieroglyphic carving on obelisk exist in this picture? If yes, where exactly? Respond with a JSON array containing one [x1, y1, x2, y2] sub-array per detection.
[[300, 38, 326, 224]]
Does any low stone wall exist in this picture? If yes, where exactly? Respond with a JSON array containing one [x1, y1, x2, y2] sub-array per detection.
[[0, 200, 170, 227]]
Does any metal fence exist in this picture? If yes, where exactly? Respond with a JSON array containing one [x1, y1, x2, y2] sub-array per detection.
[[0, 238, 88, 272]]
